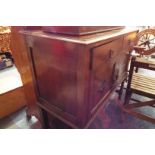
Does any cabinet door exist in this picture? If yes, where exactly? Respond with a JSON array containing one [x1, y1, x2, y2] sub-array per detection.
[[89, 37, 124, 115], [29, 37, 79, 123]]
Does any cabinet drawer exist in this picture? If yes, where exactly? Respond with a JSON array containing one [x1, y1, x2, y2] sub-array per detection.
[[92, 37, 123, 72]]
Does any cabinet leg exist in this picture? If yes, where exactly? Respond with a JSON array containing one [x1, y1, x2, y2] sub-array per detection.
[[26, 114, 32, 121], [41, 109, 50, 129], [26, 108, 32, 121]]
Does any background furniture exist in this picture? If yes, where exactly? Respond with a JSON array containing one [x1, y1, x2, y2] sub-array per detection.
[[124, 56, 155, 123], [0, 27, 13, 70], [0, 27, 11, 50], [0, 27, 26, 119], [10, 27, 41, 120], [0, 66, 26, 119], [20, 27, 138, 128], [135, 28, 155, 55], [124, 28, 155, 123]]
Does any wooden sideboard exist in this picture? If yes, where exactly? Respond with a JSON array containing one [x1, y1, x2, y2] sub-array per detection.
[[20, 27, 138, 128]]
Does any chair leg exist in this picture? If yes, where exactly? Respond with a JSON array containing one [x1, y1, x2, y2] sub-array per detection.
[[135, 67, 139, 73]]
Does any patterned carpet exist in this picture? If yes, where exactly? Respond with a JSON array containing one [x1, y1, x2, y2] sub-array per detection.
[[89, 95, 155, 129]]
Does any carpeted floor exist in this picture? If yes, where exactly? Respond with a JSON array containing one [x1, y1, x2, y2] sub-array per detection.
[[0, 88, 155, 129], [89, 94, 155, 129]]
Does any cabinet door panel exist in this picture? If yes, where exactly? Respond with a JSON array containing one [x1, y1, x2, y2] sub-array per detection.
[[31, 37, 78, 117], [89, 37, 123, 114]]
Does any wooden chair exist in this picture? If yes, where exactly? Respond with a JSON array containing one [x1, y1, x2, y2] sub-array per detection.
[[124, 54, 155, 123], [123, 28, 155, 123]]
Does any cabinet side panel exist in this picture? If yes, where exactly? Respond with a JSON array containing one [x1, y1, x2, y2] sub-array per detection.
[[31, 37, 79, 116]]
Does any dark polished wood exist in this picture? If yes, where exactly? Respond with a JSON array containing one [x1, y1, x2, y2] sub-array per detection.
[[21, 27, 138, 128]]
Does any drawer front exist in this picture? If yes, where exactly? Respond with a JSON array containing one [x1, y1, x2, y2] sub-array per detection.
[[89, 37, 124, 114], [123, 32, 137, 52], [92, 37, 123, 71]]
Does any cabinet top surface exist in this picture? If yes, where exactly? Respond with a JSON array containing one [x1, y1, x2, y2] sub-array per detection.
[[20, 27, 139, 45]]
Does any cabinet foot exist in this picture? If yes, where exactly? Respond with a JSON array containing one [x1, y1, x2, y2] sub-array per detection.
[[41, 109, 50, 129], [26, 114, 32, 121]]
